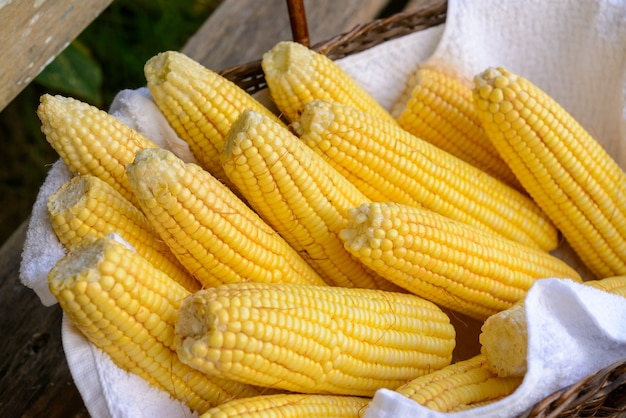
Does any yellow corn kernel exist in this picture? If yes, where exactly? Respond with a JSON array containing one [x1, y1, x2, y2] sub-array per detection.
[[261, 41, 395, 124], [340, 202, 581, 320], [395, 67, 521, 188], [200, 393, 369, 418], [48, 235, 260, 413], [126, 147, 325, 288], [392, 354, 522, 412], [222, 109, 399, 290], [37, 94, 158, 206], [473, 67, 626, 278], [47, 174, 200, 291], [294, 100, 558, 252], [586, 275, 626, 297], [144, 51, 283, 186], [481, 275, 626, 377], [176, 282, 456, 397]]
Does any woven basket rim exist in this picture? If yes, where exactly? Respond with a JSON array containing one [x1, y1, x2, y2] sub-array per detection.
[[217, 0, 447, 94], [217, 1, 626, 416], [522, 357, 626, 417]]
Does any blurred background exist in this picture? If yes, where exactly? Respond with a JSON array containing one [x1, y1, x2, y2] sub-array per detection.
[[0, 0, 220, 244]]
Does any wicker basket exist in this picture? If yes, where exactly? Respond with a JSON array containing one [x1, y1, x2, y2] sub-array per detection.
[[216, 1, 626, 416]]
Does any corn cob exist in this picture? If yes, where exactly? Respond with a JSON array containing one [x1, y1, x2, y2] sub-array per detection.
[[37, 94, 158, 207], [144, 51, 283, 186], [221, 109, 398, 290], [48, 235, 261, 413], [394, 67, 521, 188], [294, 100, 558, 252], [200, 393, 369, 418], [126, 147, 325, 288], [47, 174, 200, 291], [480, 275, 626, 377], [473, 67, 626, 278], [175, 282, 456, 396], [340, 202, 582, 320], [261, 41, 395, 124], [392, 354, 522, 412]]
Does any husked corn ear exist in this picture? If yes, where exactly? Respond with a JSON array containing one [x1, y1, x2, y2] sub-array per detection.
[[294, 100, 558, 252], [392, 354, 522, 412], [262, 41, 395, 124], [473, 67, 626, 278], [144, 51, 283, 186], [47, 174, 200, 291], [481, 275, 626, 377], [395, 67, 521, 188], [176, 282, 456, 396], [340, 202, 581, 320], [48, 235, 261, 413], [37, 94, 158, 206], [200, 393, 369, 418], [222, 109, 398, 290], [126, 147, 325, 288]]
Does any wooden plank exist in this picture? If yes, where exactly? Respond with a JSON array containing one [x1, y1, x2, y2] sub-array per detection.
[[0, 220, 88, 417], [0, 0, 113, 112], [182, 0, 391, 72]]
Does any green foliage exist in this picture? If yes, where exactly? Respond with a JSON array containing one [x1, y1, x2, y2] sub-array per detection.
[[0, 0, 219, 243], [36, 40, 103, 105]]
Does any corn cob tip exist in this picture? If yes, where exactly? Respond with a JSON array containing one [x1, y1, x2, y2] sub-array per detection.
[[47, 175, 88, 216], [291, 100, 335, 138], [48, 236, 109, 291], [39, 93, 53, 107], [38, 93, 64, 108], [473, 67, 519, 103], [262, 41, 311, 75], [339, 203, 383, 251], [222, 109, 263, 158], [144, 50, 186, 86], [175, 292, 211, 341], [126, 147, 182, 199], [479, 301, 528, 377], [474, 66, 512, 84], [37, 94, 91, 126], [38, 93, 95, 113]]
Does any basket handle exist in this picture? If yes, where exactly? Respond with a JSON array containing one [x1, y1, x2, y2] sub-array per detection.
[[286, 0, 310, 47]]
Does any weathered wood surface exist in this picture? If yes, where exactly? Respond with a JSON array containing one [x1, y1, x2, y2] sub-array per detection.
[[0, 0, 113, 112], [0, 220, 89, 418], [181, 0, 390, 72], [1, 0, 432, 415]]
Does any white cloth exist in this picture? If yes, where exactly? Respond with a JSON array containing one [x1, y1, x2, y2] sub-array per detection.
[[18, 0, 626, 416]]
